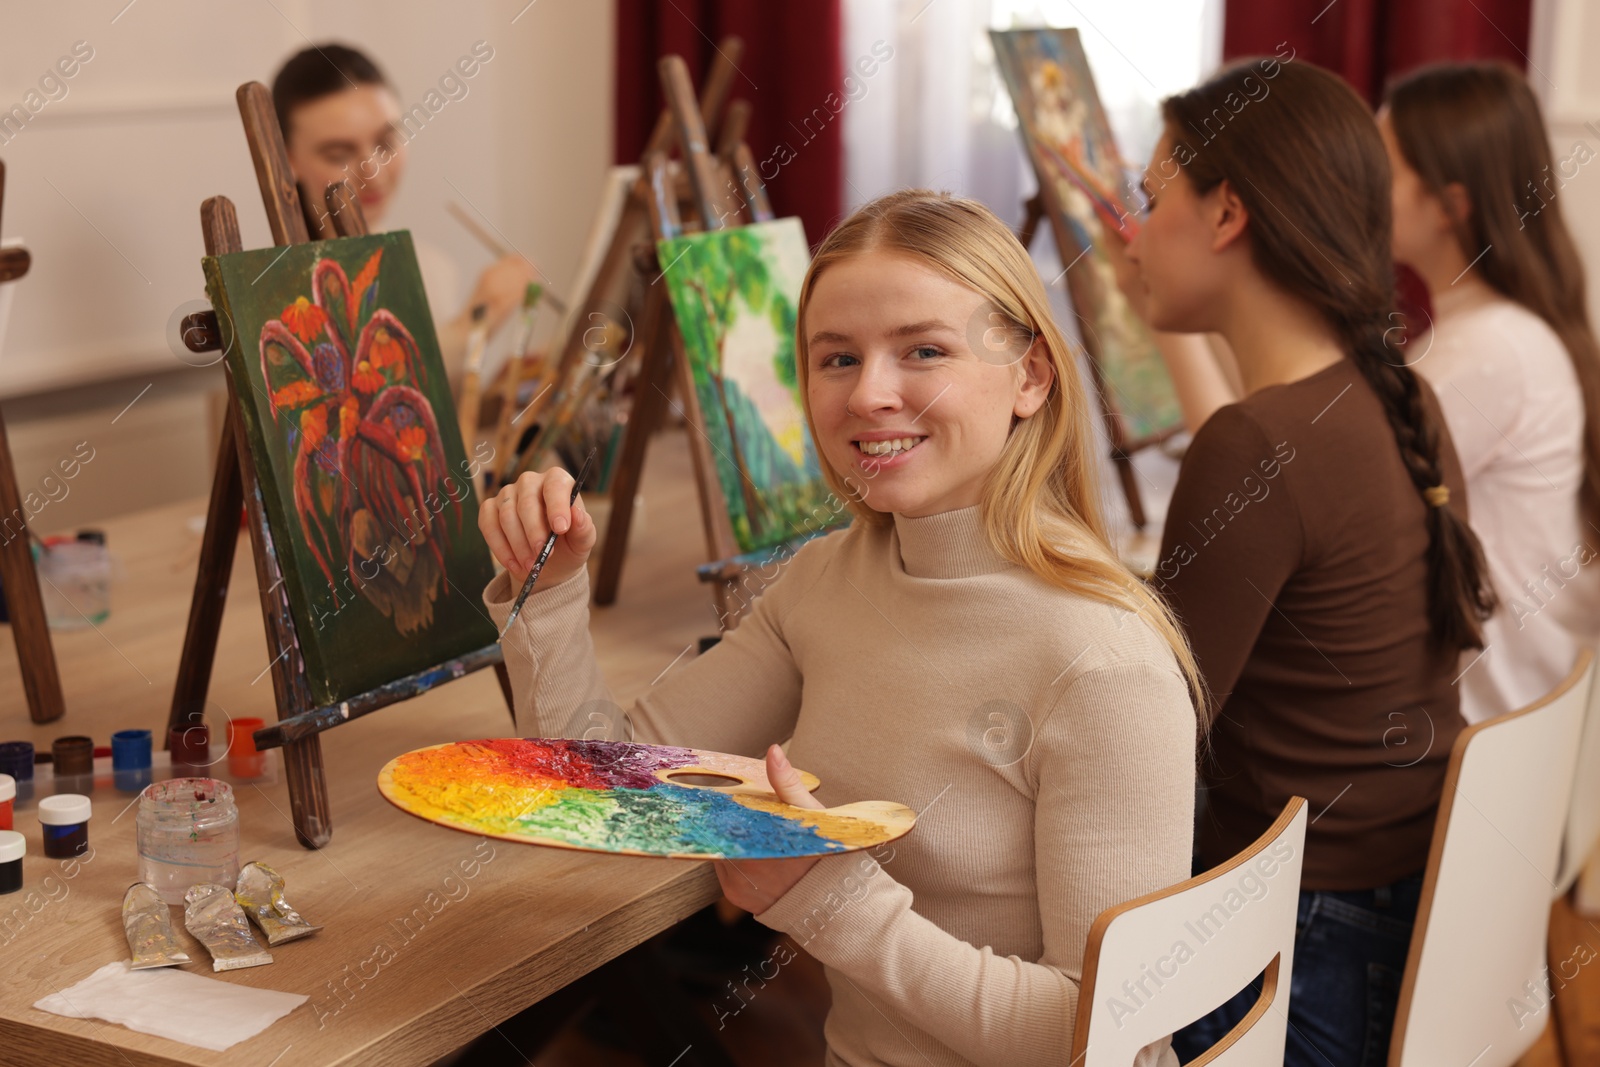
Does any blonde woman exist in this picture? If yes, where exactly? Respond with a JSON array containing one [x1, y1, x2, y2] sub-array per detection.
[[480, 190, 1198, 1067]]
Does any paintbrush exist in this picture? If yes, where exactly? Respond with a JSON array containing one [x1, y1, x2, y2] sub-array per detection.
[[446, 202, 570, 314], [498, 447, 597, 639]]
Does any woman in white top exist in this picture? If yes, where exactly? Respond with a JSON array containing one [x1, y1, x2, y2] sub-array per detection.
[[1380, 62, 1600, 721]]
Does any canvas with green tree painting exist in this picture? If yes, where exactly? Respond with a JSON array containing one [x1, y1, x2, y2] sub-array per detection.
[[204, 231, 497, 706], [991, 26, 1182, 443], [658, 218, 840, 554]]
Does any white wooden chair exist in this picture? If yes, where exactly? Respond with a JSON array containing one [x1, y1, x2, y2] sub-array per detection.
[[1070, 797, 1308, 1066], [1555, 646, 1600, 896], [1389, 649, 1595, 1067]]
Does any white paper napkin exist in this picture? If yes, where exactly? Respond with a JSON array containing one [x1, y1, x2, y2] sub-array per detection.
[[33, 960, 307, 1052]]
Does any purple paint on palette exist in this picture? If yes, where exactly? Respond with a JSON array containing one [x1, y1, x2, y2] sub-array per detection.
[[534, 739, 698, 790]]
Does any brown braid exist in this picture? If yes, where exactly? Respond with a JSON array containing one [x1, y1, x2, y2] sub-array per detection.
[[1344, 317, 1497, 649]]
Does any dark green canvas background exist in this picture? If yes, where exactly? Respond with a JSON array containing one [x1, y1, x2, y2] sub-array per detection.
[[204, 231, 496, 706]]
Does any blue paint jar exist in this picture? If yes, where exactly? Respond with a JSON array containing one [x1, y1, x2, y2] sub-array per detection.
[[37, 793, 91, 859], [0, 741, 32, 782], [0, 830, 22, 895], [0, 743, 33, 806], [112, 729, 153, 793]]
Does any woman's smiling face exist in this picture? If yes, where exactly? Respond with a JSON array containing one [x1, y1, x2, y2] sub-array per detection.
[[803, 249, 1053, 518]]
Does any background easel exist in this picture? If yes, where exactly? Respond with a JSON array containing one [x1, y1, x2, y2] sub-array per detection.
[[170, 84, 512, 848], [0, 159, 65, 724], [1016, 191, 1175, 529], [482, 42, 762, 611], [594, 55, 803, 622], [506, 37, 746, 455]]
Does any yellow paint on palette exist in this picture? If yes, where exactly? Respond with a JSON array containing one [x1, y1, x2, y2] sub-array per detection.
[[730, 794, 917, 849]]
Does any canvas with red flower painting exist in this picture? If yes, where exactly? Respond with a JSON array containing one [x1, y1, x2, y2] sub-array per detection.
[[204, 231, 497, 706]]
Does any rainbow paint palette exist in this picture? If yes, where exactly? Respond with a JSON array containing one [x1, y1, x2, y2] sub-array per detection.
[[377, 739, 917, 860]]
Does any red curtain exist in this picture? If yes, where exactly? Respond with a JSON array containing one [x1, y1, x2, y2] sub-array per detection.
[[1224, 0, 1533, 325], [615, 0, 845, 246], [1223, 0, 1533, 104]]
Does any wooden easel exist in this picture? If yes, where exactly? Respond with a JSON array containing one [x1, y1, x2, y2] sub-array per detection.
[[169, 84, 512, 849], [509, 38, 746, 452], [482, 41, 764, 610], [1016, 194, 1180, 531], [593, 56, 789, 618], [1017, 175, 1184, 534], [0, 160, 65, 724]]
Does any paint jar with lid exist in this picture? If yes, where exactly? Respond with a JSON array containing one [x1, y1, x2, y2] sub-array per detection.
[[168, 724, 210, 778], [0, 830, 22, 895], [137, 778, 239, 905], [51, 735, 94, 795], [112, 729, 153, 792], [226, 718, 265, 780], [0, 743, 33, 807], [0, 742, 32, 784], [0, 774, 13, 831], [37, 794, 91, 858]]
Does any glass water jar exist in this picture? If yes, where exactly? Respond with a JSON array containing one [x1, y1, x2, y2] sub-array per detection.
[[136, 778, 240, 905]]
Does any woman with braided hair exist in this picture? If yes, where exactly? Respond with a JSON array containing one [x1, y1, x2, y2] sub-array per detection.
[[1114, 59, 1496, 1064]]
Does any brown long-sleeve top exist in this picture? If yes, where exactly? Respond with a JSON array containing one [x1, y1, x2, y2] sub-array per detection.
[[488, 506, 1195, 1066], [1155, 358, 1468, 891]]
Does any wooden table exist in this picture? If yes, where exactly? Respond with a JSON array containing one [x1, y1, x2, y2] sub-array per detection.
[[0, 430, 723, 1066]]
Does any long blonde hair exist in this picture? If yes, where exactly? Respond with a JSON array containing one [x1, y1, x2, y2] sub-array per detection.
[[795, 189, 1204, 704]]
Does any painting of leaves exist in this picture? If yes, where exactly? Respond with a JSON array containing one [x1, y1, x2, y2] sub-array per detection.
[[991, 27, 1182, 442], [204, 232, 496, 706], [658, 219, 840, 555]]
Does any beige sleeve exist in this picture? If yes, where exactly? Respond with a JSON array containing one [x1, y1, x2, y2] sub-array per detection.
[[754, 662, 1196, 1067], [482, 555, 813, 755]]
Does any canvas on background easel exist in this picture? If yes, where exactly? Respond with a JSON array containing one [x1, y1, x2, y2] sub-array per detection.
[[992, 27, 1185, 529], [592, 55, 845, 624], [0, 159, 65, 725], [170, 84, 512, 849], [492, 41, 748, 550]]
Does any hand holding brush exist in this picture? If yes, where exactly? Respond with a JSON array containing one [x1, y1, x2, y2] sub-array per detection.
[[479, 449, 598, 639]]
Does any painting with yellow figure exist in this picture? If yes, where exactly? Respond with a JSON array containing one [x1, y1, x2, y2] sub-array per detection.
[[992, 27, 1184, 442], [378, 738, 917, 860], [658, 218, 842, 555]]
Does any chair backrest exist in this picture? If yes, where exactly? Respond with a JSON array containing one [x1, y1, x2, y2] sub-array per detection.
[[1555, 647, 1600, 895], [1071, 798, 1308, 1066], [1390, 649, 1595, 1067]]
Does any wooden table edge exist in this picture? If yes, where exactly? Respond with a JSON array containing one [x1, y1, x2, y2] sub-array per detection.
[[1, 864, 719, 1067]]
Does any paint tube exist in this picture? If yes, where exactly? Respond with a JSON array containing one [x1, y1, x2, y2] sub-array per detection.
[[183, 882, 272, 971], [122, 882, 191, 970], [234, 861, 320, 945]]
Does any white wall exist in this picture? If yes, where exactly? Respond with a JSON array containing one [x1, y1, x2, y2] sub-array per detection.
[[0, 0, 612, 526], [1532, 0, 1600, 327]]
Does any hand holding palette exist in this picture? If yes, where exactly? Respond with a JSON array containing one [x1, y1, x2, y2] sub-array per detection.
[[377, 739, 916, 860]]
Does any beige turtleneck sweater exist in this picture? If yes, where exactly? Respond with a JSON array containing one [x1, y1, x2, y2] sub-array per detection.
[[485, 507, 1196, 1067]]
